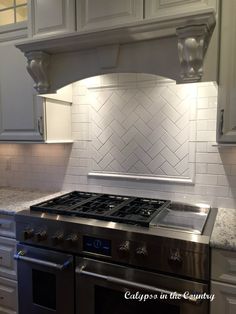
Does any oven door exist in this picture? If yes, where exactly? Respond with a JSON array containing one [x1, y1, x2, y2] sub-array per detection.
[[76, 257, 209, 314], [15, 244, 74, 314]]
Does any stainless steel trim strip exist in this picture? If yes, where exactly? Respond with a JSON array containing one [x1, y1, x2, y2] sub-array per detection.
[[76, 266, 201, 304], [14, 251, 71, 271]]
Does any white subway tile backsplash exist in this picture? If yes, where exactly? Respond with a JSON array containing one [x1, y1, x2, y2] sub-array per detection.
[[196, 142, 207, 152], [0, 76, 236, 209], [197, 98, 209, 109], [197, 109, 217, 120], [195, 174, 218, 185], [197, 131, 216, 142], [217, 175, 229, 186], [197, 84, 217, 98], [196, 153, 221, 164], [206, 185, 229, 197], [196, 163, 207, 174], [208, 164, 231, 175]]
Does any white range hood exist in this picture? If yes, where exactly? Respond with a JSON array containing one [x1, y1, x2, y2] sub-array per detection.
[[16, 8, 216, 94]]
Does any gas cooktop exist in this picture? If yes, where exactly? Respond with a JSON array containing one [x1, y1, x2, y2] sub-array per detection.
[[30, 191, 210, 233], [30, 191, 168, 227]]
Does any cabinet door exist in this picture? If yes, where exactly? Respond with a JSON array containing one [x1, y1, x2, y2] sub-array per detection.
[[145, 0, 217, 20], [0, 236, 17, 280], [217, 0, 236, 143], [211, 249, 236, 285], [211, 281, 236, 314], [28, 0, 76, 38], [0, 215, 16, 239], [0, 43, 44, 141], [77, 0, 143, 31], [0, 276, 17, 313]]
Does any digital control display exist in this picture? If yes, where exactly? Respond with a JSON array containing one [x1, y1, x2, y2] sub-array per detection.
[[83, 236, 111, 256]]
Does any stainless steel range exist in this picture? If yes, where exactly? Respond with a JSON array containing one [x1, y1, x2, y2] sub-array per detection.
[[14, 191, 217, 314]]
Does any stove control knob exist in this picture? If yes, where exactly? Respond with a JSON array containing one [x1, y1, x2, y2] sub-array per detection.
[[169, 249, 182, 264], [23, 228, 34, 240], [35, 231, 47, 242], [65, 234, 78, 245], [52, 233, 64, 244], [118, 241, 130, 256], [136, 246, 148, 257]]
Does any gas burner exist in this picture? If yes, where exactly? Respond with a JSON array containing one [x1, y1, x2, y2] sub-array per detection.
[[30, 192, 168, 227]]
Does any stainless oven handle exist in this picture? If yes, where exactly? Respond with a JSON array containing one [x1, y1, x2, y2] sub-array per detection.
[[76, 266, 201, 304], [14, 251, 71, 271]]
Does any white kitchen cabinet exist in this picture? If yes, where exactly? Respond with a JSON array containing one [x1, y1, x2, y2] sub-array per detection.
[[211, 281, 236, 314], [216, 0, 236, 143], [76, 0, 143, 31], [145, 0, 217, 20], [211, 249, 236, 314], [0, 215, 17, 314], [28, 0, 76, 38], [0, 43, 73, 143]]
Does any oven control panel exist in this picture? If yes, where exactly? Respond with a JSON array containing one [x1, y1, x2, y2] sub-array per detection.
[[15, 219, 209, 280], [83, 236, 111, 256]]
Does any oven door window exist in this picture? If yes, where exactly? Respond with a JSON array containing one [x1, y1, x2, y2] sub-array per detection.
[[32, 269, 56, 310], [95, 286, 180, 314]]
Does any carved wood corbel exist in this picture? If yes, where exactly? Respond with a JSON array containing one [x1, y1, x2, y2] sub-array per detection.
[[176, 24, 213, 82], [25, 51, 50, 93]]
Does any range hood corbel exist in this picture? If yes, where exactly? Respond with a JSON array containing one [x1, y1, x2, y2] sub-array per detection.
[[16, 8, 216, 94], [25, 51, 50, 94], [176, 24, 213, 83]]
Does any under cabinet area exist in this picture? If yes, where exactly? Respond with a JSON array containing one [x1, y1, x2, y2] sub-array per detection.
[[0, 215, 17, 314], [0, 43, 73, 143], [211, 249, 236, 314]]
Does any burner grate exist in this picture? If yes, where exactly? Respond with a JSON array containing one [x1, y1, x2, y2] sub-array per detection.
[[30, 192, 169, 227]]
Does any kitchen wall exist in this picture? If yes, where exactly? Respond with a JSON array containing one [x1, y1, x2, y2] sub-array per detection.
[[1, 73, 236, 209]]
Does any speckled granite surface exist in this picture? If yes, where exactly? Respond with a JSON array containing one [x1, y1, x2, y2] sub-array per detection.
[[210, 207, 236, 252], [0, 187, 66, 215], [0, 188, 235, 251]]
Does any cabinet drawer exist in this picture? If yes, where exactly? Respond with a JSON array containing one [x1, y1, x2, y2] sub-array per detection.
[[210, 280, 236, 314], [0, 216, 15, 239], [211, 249, 236, 285], [0, 237, 17, 280], [0, 276, 17, 313]]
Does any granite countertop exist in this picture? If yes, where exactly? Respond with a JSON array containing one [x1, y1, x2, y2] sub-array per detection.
[[0, 187, 66, 215], [210, 207, 236, 252], [0, 187, 235, 251]]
